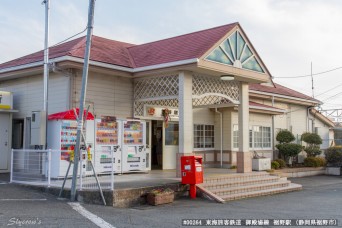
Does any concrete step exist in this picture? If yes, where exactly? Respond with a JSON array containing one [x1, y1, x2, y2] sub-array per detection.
[[204, 172, 271, 184], [221, 183, 302, 201], [201, 176, 282, 190], [198, 172, 302, 203], [211, 180, 291, 196]]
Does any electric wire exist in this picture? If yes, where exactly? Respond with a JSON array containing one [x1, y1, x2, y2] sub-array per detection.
[[273, 66, 342, 78], [0, 28, 88, 65], [49, 27, 87, 48], [315, 81, 342, 97], [321, 91, 342, 102]]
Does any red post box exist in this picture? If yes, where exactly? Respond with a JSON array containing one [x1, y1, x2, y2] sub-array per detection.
[[181, 156, 203, 198]]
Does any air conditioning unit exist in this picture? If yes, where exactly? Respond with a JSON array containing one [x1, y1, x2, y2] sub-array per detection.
[[30, 111, 46, 146]]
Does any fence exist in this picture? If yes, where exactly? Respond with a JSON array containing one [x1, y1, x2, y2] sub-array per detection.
[[10, 149, 115, 191]]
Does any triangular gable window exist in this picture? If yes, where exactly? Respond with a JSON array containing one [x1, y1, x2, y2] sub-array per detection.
[[205, 31, 264, 73]]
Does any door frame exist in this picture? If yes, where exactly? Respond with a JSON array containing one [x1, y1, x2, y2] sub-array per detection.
[[145, 120, 152, 171], [0, 113, 13, 172]]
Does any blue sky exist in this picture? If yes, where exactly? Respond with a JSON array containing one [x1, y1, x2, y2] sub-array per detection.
[[1, 0, 342, 109]]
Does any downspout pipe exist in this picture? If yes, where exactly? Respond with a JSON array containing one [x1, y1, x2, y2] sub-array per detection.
[[215, 108, 223, 168], [307, 106, 314, 132], [271, 96, 275, 156]]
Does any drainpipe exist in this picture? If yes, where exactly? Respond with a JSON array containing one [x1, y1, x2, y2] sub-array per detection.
[[215, 108, 223, 168], [307, 106, 313, 132], [272, 96, 275, 155]]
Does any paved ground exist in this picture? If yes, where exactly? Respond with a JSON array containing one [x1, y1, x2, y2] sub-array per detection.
[[9, 168, 237, 190], [0, 175, 341, 227]]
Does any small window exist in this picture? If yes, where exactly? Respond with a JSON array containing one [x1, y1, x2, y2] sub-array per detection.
[[194, 124, 214, 149], [165, 123, 179, 146]]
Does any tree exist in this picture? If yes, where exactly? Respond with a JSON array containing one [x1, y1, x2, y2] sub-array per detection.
[[276, 130, 295, 144], [276, 130, 302, 164], [301, 132, 322, 157]]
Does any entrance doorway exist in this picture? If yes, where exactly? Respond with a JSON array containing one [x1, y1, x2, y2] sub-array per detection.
[[12, 119, 24, 149], [0, 113, 10, 170], [151, 120, 163, 169]]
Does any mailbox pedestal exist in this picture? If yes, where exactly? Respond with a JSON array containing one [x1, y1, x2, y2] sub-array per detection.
[[181, 155, 203, 198]]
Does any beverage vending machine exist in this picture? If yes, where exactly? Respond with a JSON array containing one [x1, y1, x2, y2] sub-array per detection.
[[47, 109, 95, 178], [95, 116, 122, 173], [121, 120, 146, 172]]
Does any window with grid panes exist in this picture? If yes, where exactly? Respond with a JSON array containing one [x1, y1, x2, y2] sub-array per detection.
[[194, 124, 214, 149], [233, 125, 239, 148], [233, 125, 271, 149]]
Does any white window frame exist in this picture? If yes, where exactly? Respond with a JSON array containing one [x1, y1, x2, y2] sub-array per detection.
[[194, 124, 215, 151], [233, 124, 272, 150]]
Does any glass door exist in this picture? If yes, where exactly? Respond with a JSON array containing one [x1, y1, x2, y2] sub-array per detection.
[[163, 122, 179, 169]]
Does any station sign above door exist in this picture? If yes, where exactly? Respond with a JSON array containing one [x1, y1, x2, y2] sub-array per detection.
[[144, 105, 179, 119], [0, 91, 13, 110]]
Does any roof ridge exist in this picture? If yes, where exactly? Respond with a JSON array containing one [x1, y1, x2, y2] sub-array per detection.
[[67, 36, 87, 56], [91, 35, 136, 46], [127, 22, 239, 50]]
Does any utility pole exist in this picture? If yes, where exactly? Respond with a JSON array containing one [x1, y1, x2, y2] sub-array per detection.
[[43, 0, 50, 149], [311, 62, 314, 98], [70, 0, 96, 202]]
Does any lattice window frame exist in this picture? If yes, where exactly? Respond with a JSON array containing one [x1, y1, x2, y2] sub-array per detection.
[[133, 73, 241, 117], [134, 74, 179, 117], [134, 74, 179, 100], [192, 74, 240, 107]]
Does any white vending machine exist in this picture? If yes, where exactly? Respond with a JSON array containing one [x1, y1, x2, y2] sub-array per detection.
[[95, 116, 122, 173], [121, 120, 146, 172], [47, 119, 94, 178]]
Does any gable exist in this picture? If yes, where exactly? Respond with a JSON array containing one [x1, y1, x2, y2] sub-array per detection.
[[203, 27, 268, 75]]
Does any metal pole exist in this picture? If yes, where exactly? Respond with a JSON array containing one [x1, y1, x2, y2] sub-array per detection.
[[90, 161, 106, 206], [111, 149, 114, 190], [47, 149, 51, 187], [311, 62, 314, 98], [10, 149, 14, 183], [70, 0, 96, 202], [43, 0, 50, 149], [79, 155, 83, 190]]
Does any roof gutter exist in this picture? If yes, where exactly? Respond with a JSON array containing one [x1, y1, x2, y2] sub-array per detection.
[[249, 105, 286, 114], [0, 61, 44, 74], [132, 58, 199, 72], [0, 56, 199, 75], [250, 90, 322, 105]]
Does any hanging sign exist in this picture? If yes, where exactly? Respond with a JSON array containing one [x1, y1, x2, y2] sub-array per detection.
[[144, 105, 179, 119], [0, 91, 12, 110]]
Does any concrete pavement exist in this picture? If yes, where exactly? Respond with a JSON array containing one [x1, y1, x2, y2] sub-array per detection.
[[0, 175, 341, 227]]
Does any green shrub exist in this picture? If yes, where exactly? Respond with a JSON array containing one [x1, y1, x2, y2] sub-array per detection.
[[274, 159, 286, 168], [271, 161, 280, 169], [304, 146, 322, 157], [325, 146, 342, 167], [304, 157, 321, 167], [230, 165, 237, 169], [315, 157, 327, 167], [276, 130, 295, 143], [276, 143, 303, 160], [301, 132, 323, 145], [301, 132, 322, 157]]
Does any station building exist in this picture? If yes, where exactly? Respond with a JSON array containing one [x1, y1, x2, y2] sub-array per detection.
[[0, 22, 334, 174]]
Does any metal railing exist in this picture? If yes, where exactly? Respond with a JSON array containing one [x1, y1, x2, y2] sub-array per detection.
[[10, 149, 115, 191], [11, 149, 51, 186]]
